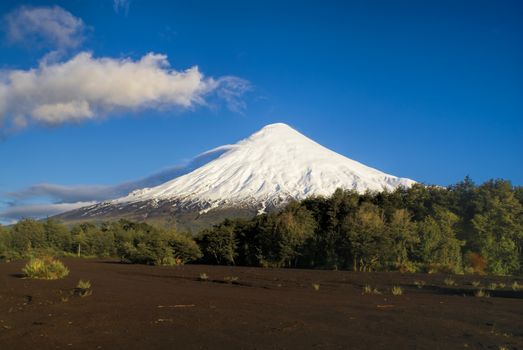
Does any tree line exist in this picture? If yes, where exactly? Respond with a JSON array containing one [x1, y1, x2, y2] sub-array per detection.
[[1, 177, 522, 275]]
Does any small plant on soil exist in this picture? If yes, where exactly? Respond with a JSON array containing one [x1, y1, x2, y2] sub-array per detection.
[[312, 283, 320, 291], [199, 273, 209, 281], [498, 283, 505, 289], [488, 283, 498, 290], [363, 285, 381, 295], [474, 289, 489, 298], [512, 281, 521, 291], [224, 276, 239, 283], [74, 280, 92, 297], [444, 277, 456, 286], [471, 281, 481, 287], [22, 257, 69, 280], [414, 280, 425, 288], [391, 286, 403, 296]]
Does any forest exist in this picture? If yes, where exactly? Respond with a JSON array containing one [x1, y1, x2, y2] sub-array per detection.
[[1, 177, 522, 275]]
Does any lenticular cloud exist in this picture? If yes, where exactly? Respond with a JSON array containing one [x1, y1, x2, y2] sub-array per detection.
[[0, 52, 248, 130]]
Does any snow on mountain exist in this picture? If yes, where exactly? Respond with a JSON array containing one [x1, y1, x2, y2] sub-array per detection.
[[111, 123, 416, 212]]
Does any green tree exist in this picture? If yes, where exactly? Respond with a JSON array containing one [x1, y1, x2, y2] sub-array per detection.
[[43, 218, 71, 251], [417, 207, 463, 273], [386, 209, 418, 268], [10, 219, 47, 254], [71, 222, 114, 257], [197, 220, 238, 265], [471, 196, 522, 275], [170, 231, 202, 263], [346, 203, 387, 271]]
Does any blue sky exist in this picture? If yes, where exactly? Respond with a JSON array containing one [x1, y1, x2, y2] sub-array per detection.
[[0, 0, 522, 222]]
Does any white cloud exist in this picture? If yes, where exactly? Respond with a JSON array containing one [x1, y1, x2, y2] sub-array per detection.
[[0, 201, 97, 222], [0, 52, 249, 130], [113, 0, 131, 15], [4, 5, 85, 49], [1, 144, 235, 222]]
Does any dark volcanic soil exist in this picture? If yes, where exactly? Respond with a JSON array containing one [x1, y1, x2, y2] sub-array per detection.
[[0, 259, 522, 349]]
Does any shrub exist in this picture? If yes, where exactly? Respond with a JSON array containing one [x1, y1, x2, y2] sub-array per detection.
[[444, 277, 456, 286], [119, 229, 201, 266], [224, 276, 239, 283], [488, 283, 498, 290], [22, 257, 69, 280], [465, 252, 487, 274], [512, 281, 521, 291], [75, 280, 92, 297], [363, 284, 381, 295], [199, 273, 209, 281], [395, 261, 418, 273], [391, 286, 403, 296], [414, 280, 425, 288], [196, 223, 237, 265], [427, 263, 461, 275], [474, 289, 489, 298]]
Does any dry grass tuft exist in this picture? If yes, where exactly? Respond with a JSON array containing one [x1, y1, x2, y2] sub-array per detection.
[[391, 286, 403, 296]]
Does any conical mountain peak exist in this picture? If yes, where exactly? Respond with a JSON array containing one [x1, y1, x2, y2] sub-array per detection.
[[114, 123, 416, 209]]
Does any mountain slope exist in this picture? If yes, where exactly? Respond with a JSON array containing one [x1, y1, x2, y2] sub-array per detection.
[[56, 123, 415, 228]]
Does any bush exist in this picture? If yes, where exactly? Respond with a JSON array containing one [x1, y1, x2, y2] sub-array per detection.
[[465, 252, 487, 274], [197, 222, 237, 265], [474, 289, 489, 298], [512, 281, 521, 291], [427, 263, 461, 275], [414, 280, 426, 288], [22, 257, 69, 280], [471, 280, 481, 287], [362, 284, 381, 295], [395, 261, 419, 273], [74, 280, 92, 297], [488, 283, 498, 290], [119, 228, 201, 266], [391, 286, 403, 296], [444, 277, 456, 286]]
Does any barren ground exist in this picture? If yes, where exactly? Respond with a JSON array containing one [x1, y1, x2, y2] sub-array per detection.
[[1, 258, 522, 349]]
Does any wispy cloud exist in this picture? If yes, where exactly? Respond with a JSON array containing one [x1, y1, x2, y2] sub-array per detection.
[[113, 0, 131, 15], [1, 145, 235, 222], [0, 52, 250, 131], [4, 5, 85, 50], [1, 202, 97, 222]]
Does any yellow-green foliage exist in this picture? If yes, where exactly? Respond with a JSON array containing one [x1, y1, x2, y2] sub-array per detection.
[[512, 281, 521, 291], [444, 277, 456, 286], [363, 284, 381, 295], [199, 273, 209, 281], [312, 283, 320, 291], [75, 279, 92, 297], [391, 285, 403, 296], [474, 289, 489, 298], [471, 280, 481, 287], [77, 279, 91, 289], [224, 276, 239, 283], [414, 280, 425, 288], [22, 257, 69, 280]]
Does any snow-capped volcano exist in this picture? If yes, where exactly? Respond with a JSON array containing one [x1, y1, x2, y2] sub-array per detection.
[[57, 123, 415, 227], [119, 123, 413, 206]]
